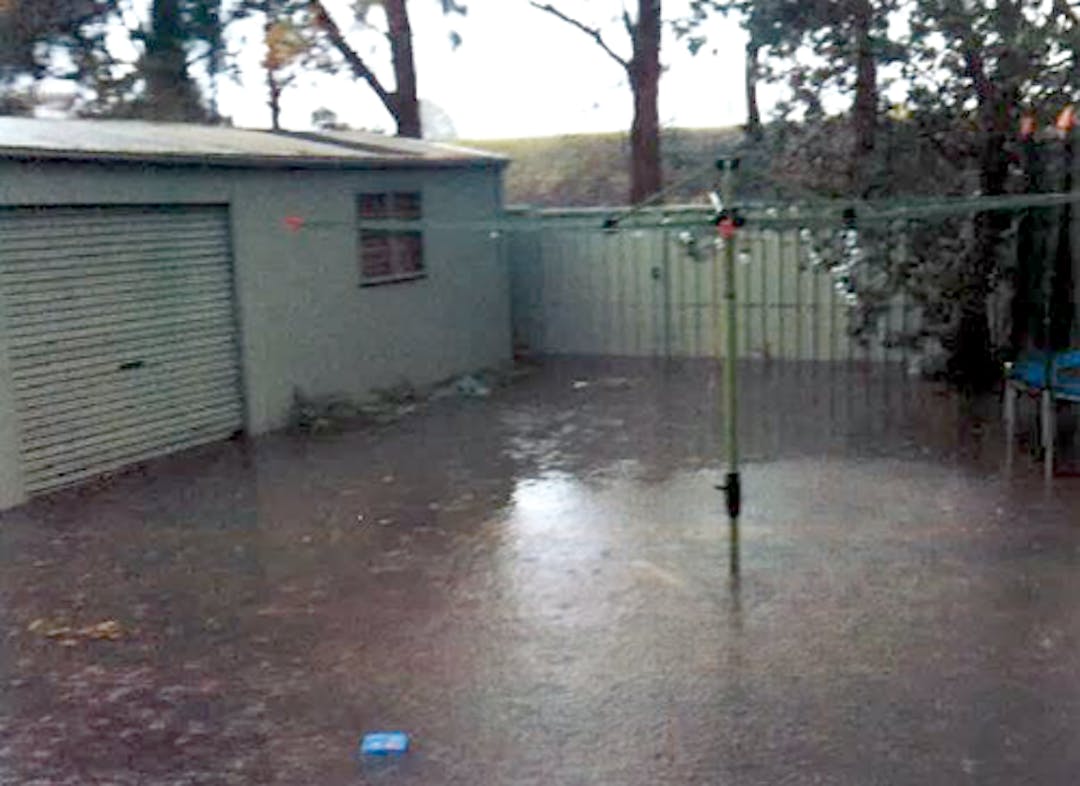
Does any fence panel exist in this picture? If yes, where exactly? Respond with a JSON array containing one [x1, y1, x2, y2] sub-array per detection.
[[507, 209, 919, 362]]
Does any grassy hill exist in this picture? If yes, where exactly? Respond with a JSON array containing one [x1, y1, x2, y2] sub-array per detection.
[[462, 127, 746, 208]]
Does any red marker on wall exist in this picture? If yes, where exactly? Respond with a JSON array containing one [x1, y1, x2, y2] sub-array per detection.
[[282, 215, 305, 232]]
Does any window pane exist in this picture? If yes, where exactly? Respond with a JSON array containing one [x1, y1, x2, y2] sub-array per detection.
[[390, 192, 422, 220], [358, 193, 388, 219], [361, 230, 394, 278], [394, 232, 424, 275]]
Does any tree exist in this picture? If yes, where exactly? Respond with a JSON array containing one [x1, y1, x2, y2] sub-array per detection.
[[0, 0, 122, 114], [674, 0, 779, 141], [896, 0, 1074, 385], [303, 0, 467, 138], [136, 0, 211, 121], [311, 105, 345, 129], [678, 0, 897, 190], [724, 0, 1077, 384], [0, 0, 232, 121], [529, 1, 662, 205], [257, 1, 308, 129]]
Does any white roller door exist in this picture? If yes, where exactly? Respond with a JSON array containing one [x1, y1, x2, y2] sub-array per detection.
[[0, 205, 245, 494]]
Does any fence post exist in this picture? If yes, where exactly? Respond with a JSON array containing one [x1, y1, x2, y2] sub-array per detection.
[[662, 229, 673, 359]]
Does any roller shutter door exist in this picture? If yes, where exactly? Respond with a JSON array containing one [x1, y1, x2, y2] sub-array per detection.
[[0, 205, 244, 495]]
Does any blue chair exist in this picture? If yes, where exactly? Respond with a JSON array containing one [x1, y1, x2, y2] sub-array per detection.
[[1004, 350, 1080, 477]]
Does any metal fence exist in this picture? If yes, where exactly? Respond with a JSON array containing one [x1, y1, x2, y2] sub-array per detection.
[[506, 207, 919, 363]]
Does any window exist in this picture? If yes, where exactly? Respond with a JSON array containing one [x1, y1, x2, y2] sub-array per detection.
[[358, 192, 425, 286]]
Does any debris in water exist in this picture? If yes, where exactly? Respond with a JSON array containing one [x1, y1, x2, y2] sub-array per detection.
[[83, 620, 123, 641], [360, 731, 410, 756], [455, 375, 492, 398], [27, 618, 124, 644], [573, 377, 632, 391]]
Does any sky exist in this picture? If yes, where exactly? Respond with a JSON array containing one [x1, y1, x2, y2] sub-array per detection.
[[206, 0, 760, 139]]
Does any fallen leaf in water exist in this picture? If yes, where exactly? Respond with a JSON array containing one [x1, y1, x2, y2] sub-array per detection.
[[80, 620, 123, 641], [28, 617, 124, 644]]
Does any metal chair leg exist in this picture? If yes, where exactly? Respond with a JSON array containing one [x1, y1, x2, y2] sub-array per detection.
[[1042, 388, 1055, 480], [1004, 381, 1017, 431], [1004, 381, 1017, 472]]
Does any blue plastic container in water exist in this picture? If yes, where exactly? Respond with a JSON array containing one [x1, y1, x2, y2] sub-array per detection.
[[360, 732, 410, 756]]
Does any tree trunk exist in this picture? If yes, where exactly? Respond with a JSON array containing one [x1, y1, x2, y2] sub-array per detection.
[[143, 0, 205, 121], [629, 0, 661, 204], [385, 0, 421, 138], [745, 41, 762, 142], [851, 0, 876, 192], [1051, 133, 1075, 350], [267, 71, 283, 130], [944, 3, 1024, 389], [1011, 135, 1046, 356], [949, 49, 1014, 389]]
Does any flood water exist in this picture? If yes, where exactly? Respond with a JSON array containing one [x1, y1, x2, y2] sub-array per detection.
[[1, 358, 1079, 784]]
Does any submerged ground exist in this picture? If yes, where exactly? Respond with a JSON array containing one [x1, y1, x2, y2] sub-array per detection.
[[1, 358, 1079, 785]]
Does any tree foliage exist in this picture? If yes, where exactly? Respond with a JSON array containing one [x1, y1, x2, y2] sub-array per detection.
[[697, 0, 1080, 384], [0, 0, 230, 121]]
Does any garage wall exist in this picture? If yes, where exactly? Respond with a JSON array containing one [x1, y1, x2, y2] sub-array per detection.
[[228, 167, 510, 432], [0, 159, 509, 502]]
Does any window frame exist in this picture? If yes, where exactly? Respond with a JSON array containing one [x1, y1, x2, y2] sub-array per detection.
[[357, 191, 427, 288]]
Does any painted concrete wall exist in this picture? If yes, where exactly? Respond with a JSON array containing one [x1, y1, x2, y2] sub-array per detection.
[[227, 167, 510, 433], [0, 159, 509, 505]]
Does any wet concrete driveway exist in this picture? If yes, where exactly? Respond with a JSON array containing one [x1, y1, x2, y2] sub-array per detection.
[[1, 359, 1080, 785]]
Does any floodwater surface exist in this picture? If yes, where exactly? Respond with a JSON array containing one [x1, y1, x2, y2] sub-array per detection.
[[1, 359, 1078, 785]]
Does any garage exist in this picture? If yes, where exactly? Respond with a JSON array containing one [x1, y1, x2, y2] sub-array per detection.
[[0, 117, 510, 510], [0, 204, 244, 494]]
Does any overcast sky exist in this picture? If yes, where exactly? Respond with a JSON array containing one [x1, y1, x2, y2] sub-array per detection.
[[204, 0, 759, 139]]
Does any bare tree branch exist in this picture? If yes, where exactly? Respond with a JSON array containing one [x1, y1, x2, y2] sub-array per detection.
[[1056, 0, 1080, 25], [308, 0, 394, 113], [528, 2, 630, 70]]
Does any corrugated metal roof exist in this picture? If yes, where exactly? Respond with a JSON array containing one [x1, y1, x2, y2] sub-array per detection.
[[302, 129, 508, 162], [0, 118, 506, 170]]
